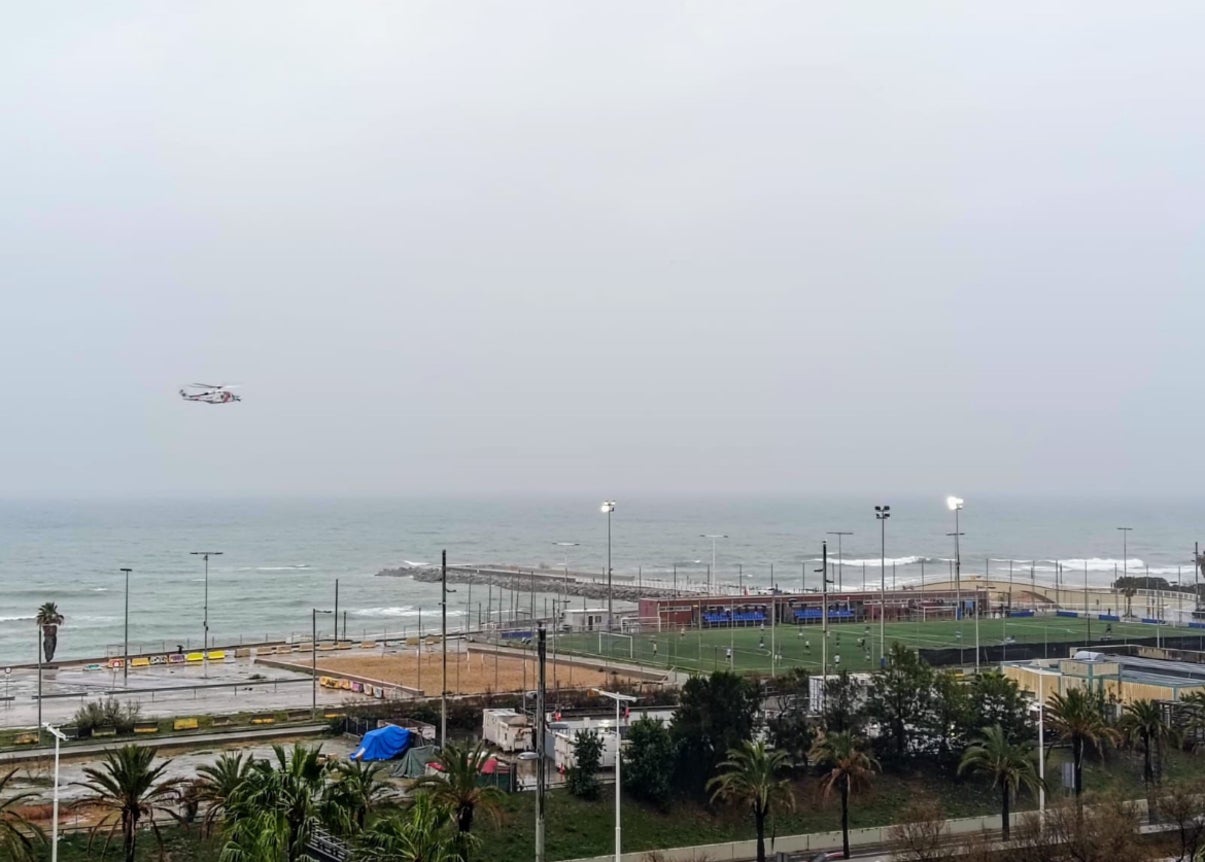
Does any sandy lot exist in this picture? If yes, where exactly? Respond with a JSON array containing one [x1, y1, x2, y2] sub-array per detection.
[[316, 649, 644, 695]]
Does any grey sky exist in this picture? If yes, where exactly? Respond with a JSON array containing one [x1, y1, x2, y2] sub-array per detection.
[[3, 3, 1202, 497]]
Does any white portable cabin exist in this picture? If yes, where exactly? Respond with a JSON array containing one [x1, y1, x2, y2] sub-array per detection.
[[550, 709, 675, 772], [482, 708, 533, 752], [560, 608, 612, 632]]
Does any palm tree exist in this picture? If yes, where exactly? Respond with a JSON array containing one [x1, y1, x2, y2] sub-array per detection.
[[0, 768, 44, 862], [193, 752, 255, 836], [412, 741, 503, 862], [1046, 687, 1119, 801], [36, 602, 64, 663], [957, 725, 1043, 840], [1119, 698, 1179, 822], [74, 744, 181, 862], [809, 731, 878, 860], [706, 740, 795, 862], [354, 794, 458, 862], [220, 743, 328, 862], [322, 759, 393, 835]]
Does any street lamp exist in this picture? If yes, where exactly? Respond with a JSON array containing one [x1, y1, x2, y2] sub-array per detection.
[[947, 497, 965, 667], [874, 506, 890, 663], [593, 688, 637, 862], [827, 532, 852, 591], [120, 568, 132, 687], [601, 502, 616, 630], [190, 551, 223, 679], [1118, 526, 1132, 584], [700, 534, 727, 593], [311, 608, 333, 717], [44, 721, 66, 862]]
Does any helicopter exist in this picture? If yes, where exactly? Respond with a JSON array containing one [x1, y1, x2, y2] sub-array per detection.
[[179, 383, 241, 404]]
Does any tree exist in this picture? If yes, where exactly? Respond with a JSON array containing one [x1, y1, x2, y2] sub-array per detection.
[[323, 759, 393, 835], [0, 768, 44, 862], [1159, 775, 1205, 862], [766, 668, 812, 769], [886, 798, 955, 862], [194, 752, 255, 836], [1118, 698, 1178, 823], [1026, 793, 1143, 861], [706, 740, 795, 862], [567, 729, 604, 800], [220, 743, 327, 862], [925, 670, 971, 765], [820, 670, 867, 736], [36, 601, 64, 663], [809, 731, 878, 860], [866, 643, 933, 763], [1046, 687, 1118, 801], [74, 744, 181, 862], [622, 717, 677, 809], [967, 670, 1032, 744], [957, 725, 1043, 841], [412, 740, 503, 862], [354, 794, 458, 862], [671, 670, 760, 791]]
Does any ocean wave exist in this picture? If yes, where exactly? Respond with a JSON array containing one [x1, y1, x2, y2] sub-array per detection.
[[808, 555, 929, 567], [236, 565, 312, 572], [89, 587, 109, 592], [1025, 558, 1146, 573], [0, 615, 34, 622], [354, 606, 465, 618]]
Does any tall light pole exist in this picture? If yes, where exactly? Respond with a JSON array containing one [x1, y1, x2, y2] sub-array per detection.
[[311, 608, 332, 718], [700, 534, 727, 594], [946, 497, 964, 664], [601, 502, 616, 630], [552, 542, 578, 685], [45, 721, 66, 862], [874, 506, 890, 663], [827, 532, 852, 591], [1118, 526, 1132, 589], [190, 551, 222, 679], [120, 568, 132, 687], [593, 688, 637, 862], [440, 549, 456, 749]]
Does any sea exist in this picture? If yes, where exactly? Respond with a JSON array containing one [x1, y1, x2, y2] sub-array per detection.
[[1, 495, 1203, 665]]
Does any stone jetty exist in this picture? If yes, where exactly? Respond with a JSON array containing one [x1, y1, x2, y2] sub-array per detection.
[[376, 563, 685, 602]]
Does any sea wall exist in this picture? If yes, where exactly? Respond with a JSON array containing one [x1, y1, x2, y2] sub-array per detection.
[[376, 564, 680, 602]]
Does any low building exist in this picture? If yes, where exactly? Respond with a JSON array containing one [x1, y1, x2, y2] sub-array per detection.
[[1004, 650, 1205, 707], [548, 708, 675, 772]]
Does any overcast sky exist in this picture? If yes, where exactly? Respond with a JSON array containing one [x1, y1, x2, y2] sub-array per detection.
[[2, 3, 1202, 497]]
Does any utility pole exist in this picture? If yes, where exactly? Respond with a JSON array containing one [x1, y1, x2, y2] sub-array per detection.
[[535, 625, 547, 862], [441, 550, 448, 748], [190, 551, 222, 679], [121, 568, 132, 687], [827, 532, 852, 591], [874, 506, 890, 663]]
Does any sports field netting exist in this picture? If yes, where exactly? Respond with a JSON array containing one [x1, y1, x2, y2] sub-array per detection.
[[555, 617, 1205, 675]]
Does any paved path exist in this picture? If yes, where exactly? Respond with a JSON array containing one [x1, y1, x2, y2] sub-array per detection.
[[0, 722, 330, 765]]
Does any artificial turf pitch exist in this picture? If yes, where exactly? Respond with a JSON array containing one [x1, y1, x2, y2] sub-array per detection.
[[554, 617, 1205, 674]]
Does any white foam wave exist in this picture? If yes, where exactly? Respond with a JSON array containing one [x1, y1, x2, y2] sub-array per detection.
[[355, 606, 465, 618], [809, 556, 926, 567], [1027, 558, 1147, 573], [0, 615, 34, 622], [401, 560, 428, 568], [89, 587, 109, 592]]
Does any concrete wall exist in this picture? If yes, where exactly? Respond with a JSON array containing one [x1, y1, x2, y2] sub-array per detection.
[[560, 814, 1001, 862]]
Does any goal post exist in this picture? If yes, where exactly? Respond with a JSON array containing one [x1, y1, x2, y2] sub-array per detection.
[[598, 631, 634, 660]]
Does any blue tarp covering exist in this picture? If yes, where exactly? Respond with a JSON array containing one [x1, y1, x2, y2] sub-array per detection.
[[350, 724, 413, 762]]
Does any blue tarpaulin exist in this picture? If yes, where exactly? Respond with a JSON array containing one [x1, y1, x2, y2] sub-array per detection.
[[350, 724, 413, 761]]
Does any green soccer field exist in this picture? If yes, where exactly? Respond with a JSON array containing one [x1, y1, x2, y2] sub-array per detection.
[[554, 616, 1205, 675]]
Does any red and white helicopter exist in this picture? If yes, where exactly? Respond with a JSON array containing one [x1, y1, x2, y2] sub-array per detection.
[[179, 383, 241, 404]]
